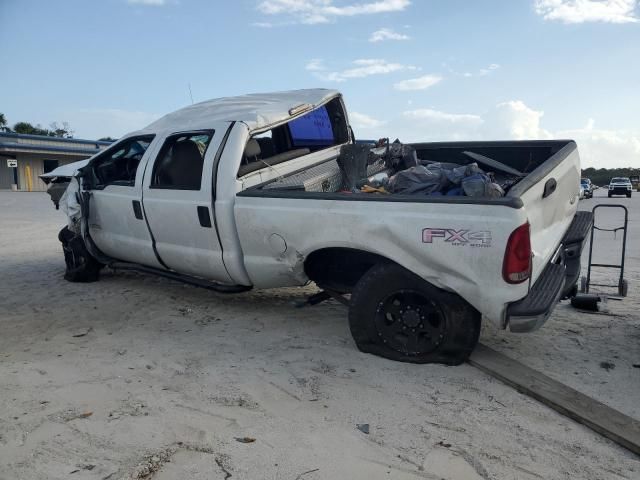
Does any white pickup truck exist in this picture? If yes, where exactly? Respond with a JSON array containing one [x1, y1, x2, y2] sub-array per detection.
[[42, 89, 592, 365]]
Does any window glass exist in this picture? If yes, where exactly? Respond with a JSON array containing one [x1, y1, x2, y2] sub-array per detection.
[[43, 160, 59, 173], [288, 106, 335, 148], [93, 136, 153, 186], [151, 131, 213, 190]]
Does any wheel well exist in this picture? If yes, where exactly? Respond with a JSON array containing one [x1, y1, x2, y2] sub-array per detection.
[[304, 248, 393, 292]]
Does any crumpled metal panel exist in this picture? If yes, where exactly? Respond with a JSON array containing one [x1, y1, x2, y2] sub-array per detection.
[[145, 89, 340, 133]]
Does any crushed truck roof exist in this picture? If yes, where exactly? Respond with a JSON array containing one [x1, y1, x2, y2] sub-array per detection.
[[143, 88, 340, 133], [40, 88, 341, 182]]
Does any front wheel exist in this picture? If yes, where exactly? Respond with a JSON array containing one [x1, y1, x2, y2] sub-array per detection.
[[348, 263, 481, 365], [58, 227, 103, 282]]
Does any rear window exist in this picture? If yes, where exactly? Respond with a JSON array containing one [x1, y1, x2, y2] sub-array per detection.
[[238, 97, 349, 177], [288, 106, 334, 148]]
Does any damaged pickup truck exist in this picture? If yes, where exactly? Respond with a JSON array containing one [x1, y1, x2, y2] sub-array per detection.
[[41, 89, 592, 365]]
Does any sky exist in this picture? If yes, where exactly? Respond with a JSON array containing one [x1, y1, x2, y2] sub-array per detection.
[[1, 0, 639, 168]]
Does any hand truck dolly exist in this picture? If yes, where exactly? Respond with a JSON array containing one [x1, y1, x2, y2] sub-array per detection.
[[580, 204, 629, 298]]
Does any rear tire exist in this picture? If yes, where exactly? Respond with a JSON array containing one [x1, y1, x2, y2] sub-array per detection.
[[627, 193, 632, 198], [58, 227, 103, 282], [348, 263, 480, 365], [608, 193, 612, 198]]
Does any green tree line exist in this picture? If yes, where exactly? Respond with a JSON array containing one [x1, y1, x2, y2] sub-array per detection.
[[582, 167, 640, 187], [0, 112, 74, 138]]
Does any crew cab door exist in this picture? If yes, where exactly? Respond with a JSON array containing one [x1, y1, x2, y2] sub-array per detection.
[[85, 134, 163, 268], [141, 128, 233, 283]]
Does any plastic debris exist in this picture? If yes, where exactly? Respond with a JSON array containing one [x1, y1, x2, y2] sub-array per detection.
[[356, 423, 370, 434], [235, 437, 256, 443]]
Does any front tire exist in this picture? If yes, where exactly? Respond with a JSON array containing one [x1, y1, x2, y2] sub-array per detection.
[[348, 263, 481, 365], [58, 227, 103, 282]]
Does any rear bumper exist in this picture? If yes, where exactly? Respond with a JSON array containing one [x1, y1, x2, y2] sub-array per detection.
[[507, 211, 593, 333]]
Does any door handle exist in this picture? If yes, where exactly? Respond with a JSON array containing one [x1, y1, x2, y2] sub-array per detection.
[[543, 178, 557, 198], [132, 200, 144, 220], [197, 206, 212, 228]]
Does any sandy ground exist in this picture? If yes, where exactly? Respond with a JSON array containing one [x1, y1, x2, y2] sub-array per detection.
[[0, 189, 638, 480]]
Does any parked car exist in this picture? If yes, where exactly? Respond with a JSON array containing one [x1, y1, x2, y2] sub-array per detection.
[[41, 89, 591, 365], [608, 177, 632, 198], [580, 178, 593, 198]]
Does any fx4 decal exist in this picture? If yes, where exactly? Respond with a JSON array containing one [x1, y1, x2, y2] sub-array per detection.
[[422, 228, 492, 248]]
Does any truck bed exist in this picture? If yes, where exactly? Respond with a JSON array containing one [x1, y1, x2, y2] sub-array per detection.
[[247, 140, 573, 204], [234, 140, 581, 327]]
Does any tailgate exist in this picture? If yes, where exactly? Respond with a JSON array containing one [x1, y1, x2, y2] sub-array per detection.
[[509, 142, 580, 283]]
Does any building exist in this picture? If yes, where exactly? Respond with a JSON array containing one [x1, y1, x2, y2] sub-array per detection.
[[0, 132, 112, 192]]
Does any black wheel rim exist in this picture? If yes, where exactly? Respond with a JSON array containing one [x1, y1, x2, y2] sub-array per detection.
[[374, 289, 446, 356]]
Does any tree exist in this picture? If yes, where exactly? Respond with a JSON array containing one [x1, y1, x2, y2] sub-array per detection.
[[13, 121, 50, 136], [98, 136, 117, 142], [12, 120, 74, 138], [0, 113, 9, 132], [49, 121, 74, 138]]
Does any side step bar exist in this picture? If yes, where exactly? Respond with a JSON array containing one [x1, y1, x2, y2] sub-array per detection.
[[109, 262, 252, 294]]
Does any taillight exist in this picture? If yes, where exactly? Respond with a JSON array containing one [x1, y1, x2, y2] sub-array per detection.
[[503, 223, 531, 284]]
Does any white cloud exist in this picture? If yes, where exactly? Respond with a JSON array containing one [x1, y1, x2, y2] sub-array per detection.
[[557, 120, 640, 167], [347, 101, 640, 168], [487, 100, 553, 139], [64, 109, 160, 139], [127, 0, 166, 5], [350, 112, 385, 129], [394, 74, 442, 91], [257, 0, 411, 24], [479, 63, 501, 76], [310, 58, 416, 82], [534, 0, 639, 24], [462, 63, 501, 77], [403, 108, 484, 126], [305, 59, 325, 71], [369, 27, 410, 42]]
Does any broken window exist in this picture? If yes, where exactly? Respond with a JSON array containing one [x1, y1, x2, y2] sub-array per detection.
[[238, 97, 349, 177], [91, 135, 154, 187]]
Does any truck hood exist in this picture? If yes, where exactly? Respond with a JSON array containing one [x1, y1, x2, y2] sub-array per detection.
[[39, 159, 90, 183]]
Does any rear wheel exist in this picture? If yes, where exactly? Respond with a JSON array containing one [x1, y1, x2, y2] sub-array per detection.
[[58, 227, 103, 282], [608, 193, 612, 198], [627, 192, 632, 198], [348, 263, 481, 365]]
